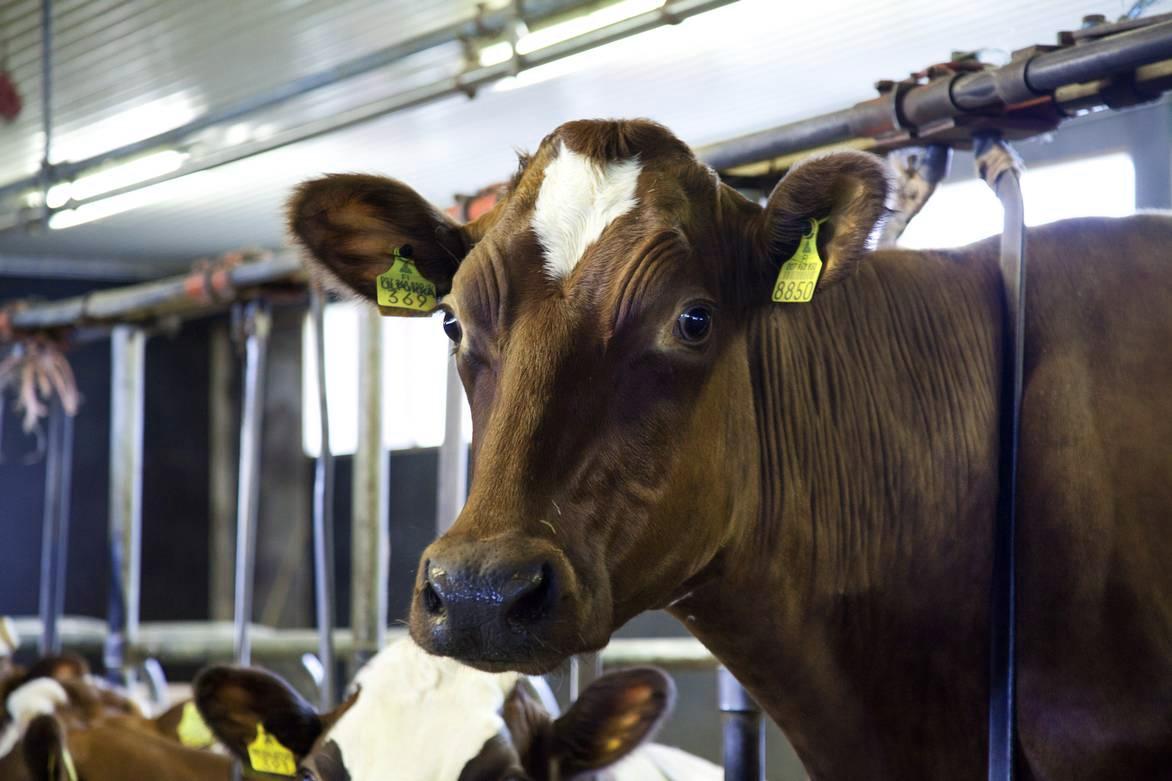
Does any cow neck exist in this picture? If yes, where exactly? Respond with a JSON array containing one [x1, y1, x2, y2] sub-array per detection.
[[672, 244, 1005, 778]]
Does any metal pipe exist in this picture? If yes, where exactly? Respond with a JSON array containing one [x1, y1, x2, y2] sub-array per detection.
[[37, 0, 52, 225], [232, 301, 271, 666], [309, 286, 337, 708], [977, 134, 1026, 781], [0, 0, 737, 224], [104, 326, 146, 684], [435, 354, 467, 535], [3, 253, 302, 334], [350, 308, 388, 674], [0, 0, 589, 204], [717, 668, 764, 781], [37, 399, 72, 655], [698, 19, 1172, 172]]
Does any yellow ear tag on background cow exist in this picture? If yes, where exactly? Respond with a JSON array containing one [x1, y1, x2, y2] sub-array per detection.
[[375, 245, 437, 313], [772, 217, 827, 303], [177, 701, 215, 749], [48, 747, 78, 781], [247, 723, 297, 776]]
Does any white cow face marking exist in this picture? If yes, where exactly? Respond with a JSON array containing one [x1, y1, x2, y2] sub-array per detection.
[[0, 678, 69, 759], [532, 141, 641, 281], [326, 640, 522, 781]]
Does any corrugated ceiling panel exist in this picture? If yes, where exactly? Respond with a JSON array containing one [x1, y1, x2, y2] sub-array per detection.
[[0, 0, 1136, 264]]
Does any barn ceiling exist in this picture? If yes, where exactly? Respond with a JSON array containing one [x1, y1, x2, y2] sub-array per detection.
[[0, 0, 1126, 269]]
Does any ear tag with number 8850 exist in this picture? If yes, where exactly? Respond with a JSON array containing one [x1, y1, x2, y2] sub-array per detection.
[[772, 218, 826, 304], [376, 245, 437, 313]]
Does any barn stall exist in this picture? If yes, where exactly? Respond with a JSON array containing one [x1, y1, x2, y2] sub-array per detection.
[[0, 0, 1169, 779]]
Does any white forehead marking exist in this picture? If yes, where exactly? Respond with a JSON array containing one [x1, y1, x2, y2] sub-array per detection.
[[0, 678, 69, 759], [532, 141, 641, 280], [327, 638, 520, 781]]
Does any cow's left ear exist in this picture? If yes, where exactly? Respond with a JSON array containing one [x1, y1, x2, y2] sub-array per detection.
[[22, 714, 73, 781], [194, 666, 323, 762], [549, 668, 674, 776], [752, 150, 890, 294]]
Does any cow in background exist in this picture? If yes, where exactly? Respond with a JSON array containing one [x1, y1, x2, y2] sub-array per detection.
[[0, 652, 230, 780], [197, 636, 723, 780]]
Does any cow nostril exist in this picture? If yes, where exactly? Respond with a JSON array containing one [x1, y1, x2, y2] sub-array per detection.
[[421, 568, 445, 616], [506, 562, 554, 627], [422, 581, 444, 615]]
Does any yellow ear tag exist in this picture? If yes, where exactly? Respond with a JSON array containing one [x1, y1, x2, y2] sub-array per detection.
[[772, 218, 826, 303], [177, 701, 215, 749], [375, 245, 437, 313], [48, 747, 78, 781], [247, 723, 298, 776]]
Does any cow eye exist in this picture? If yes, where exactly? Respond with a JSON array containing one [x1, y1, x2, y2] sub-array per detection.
[[675, 305, 712, 344], [442, 311, 462, 343]]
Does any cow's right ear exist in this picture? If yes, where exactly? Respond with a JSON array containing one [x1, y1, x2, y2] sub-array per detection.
[[194, 666, 323, 763], [288, 174, 498, 303]]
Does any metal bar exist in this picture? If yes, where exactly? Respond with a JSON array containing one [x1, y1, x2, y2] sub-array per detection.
[[0, 0, 590, 204], [208, 321, 237, 621], [12, 616, 720, 666], [435, 354, 467, 534], [718, 667, 764, 781], [975, 133, 1026, 781], [37, 399, 72, 655], [104, 325, 145, 683], [569, 653, 602, 702], [0, 0, 737, 226], [232, 301, 272, 666], [4, 254, 302, 334], [309, 286, 337, 708], [350, 308, 388, 673], [698, 20, 1172, 172], [37, 0, 52, 224]]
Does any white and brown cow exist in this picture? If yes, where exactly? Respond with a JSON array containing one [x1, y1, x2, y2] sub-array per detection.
[[196, 637, 721, 780], [0, 653, 230, 780], [288, 118, 1172, 779]]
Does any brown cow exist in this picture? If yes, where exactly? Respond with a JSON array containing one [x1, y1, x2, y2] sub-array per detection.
[[288, 118, 1172, 780], [0, 655, 230, 780]]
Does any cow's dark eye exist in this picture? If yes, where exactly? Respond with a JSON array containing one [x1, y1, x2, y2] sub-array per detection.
[[442, 311, 462, 343], [676, 305, 712, 344]]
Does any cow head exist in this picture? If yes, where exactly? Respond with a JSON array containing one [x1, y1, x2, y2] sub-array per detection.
[[289, 119, 889, 672], [195, 638, 674, 780]]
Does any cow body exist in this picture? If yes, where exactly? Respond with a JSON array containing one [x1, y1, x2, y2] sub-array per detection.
[[289, 119, 1172, 780]]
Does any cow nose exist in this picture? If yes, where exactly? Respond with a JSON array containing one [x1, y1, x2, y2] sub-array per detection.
[[421, 558, 556, 630]]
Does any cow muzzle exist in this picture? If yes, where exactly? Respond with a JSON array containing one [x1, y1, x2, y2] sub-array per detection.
[[409, 533, 591, 673]]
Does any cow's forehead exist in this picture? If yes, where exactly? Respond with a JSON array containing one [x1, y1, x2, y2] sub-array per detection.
[[324, 639, 521, 781], [465, 120, 714, 301]]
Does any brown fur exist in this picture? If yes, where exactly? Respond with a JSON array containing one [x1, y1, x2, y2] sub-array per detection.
[[288, 118, 1172, 779]]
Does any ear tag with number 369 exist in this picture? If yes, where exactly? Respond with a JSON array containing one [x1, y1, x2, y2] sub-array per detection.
[[772, 218, 826, 304], [376, 245, 437, 313]]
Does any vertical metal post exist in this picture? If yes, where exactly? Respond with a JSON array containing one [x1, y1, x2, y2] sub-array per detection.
[[208, 321, 238, 621], [233, 301, 271, 666], [37, 398, 72, 655], [38, 0, 53, 224], [435, 353, 468, 535], [309, 287, 337, 708], [569, 653, 602, 702], [351, 308, 388, 673], [975, 132, 1026, 781], [718, 667, 764, 781], [105, 326, 145, 682]]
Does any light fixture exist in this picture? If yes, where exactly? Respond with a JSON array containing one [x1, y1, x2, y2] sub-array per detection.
[[45, 150, 188, 210], [514, 0, 665, 55], [48, 169, 212, 230], [478, 40, 515, 67]]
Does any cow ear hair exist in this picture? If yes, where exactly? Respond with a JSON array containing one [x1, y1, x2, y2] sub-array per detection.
[[21, 714, 72, 781], [287, 174, 501, 310], [748, 150, 891, 299], [193, 666, 323, 761], [550, 667, 674, 775]]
